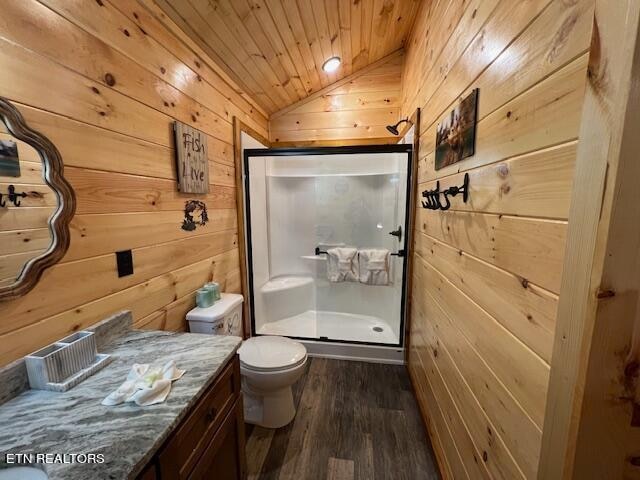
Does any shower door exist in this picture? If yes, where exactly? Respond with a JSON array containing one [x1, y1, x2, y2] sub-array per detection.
[[244, 145, 412, 348]]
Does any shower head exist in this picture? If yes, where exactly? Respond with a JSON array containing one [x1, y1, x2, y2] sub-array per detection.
[[386, 124, 399, 135], [386, 118, 412, 136]]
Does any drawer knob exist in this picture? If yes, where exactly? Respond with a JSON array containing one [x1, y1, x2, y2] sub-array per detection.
[[205, 407, 217, 423]]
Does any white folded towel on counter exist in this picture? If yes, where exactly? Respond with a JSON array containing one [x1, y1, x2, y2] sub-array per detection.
[[102, 360, 185, 407], [358, 249, 391, 286], [327, 247, 358, 282]]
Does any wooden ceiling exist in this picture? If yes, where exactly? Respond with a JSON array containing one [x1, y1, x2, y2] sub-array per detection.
[[154, 0, 421, 114]]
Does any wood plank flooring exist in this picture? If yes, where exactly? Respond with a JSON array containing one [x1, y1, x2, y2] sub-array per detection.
[[245, 358, 440, 480]]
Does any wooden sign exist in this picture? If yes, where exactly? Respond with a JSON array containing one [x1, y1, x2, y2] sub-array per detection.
[[174, 121, 209, 193]]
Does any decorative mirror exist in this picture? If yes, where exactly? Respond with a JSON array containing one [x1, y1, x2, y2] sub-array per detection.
[[0, 97, 75, 300]]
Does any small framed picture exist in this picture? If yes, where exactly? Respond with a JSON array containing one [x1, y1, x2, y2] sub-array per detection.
[[435, 88, 479, 170], [0, 139, 20, 177]]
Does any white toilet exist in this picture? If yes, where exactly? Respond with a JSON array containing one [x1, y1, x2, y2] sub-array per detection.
[[186, 293, 307, 429]]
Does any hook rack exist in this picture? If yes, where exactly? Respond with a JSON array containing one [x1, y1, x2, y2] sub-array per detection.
[[0, 185, 28, 207], [421, 173, 469, 211]]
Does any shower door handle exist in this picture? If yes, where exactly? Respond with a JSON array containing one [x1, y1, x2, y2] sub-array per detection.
[[389, 226, 402, 241]]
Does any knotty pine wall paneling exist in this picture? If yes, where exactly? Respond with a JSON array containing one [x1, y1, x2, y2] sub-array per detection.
[[269, 51, 404, 145], [402, 0, 595, 478], [0, 0, 268, 367]]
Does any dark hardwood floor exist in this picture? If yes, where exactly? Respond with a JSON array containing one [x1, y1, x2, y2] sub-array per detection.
[[245, 358, 440, 480]]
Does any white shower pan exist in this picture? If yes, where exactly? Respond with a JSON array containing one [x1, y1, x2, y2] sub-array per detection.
[[257, 310, 398, 344], [256, 275, 404, 364]]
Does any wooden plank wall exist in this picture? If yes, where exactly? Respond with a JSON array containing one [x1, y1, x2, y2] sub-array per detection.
[[269, 52, 403, 144], [538, 2, 640, 478], [0, 0, 268, 367], [401, 0, 594, 478]]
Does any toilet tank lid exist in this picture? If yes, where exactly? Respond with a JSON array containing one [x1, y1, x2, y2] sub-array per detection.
[[186, 293, 244, 322]]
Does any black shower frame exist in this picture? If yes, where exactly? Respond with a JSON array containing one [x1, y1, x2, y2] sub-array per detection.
[[243, 144, 413, 349]]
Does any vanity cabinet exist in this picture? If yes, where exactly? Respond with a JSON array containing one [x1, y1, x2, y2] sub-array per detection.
[[139, 354, 246, 480]]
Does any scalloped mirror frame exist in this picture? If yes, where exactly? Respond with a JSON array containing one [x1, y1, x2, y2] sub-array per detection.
[[0, 97, 75, 300]]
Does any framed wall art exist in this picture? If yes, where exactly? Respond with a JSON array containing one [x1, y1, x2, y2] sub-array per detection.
[[435, 88, 478, 170], [0, 139, 20, 177]]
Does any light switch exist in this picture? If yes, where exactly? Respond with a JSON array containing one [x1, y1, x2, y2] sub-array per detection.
[[116, 250, 133, 277]]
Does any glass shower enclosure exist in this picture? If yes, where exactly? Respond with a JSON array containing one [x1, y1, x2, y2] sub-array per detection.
[[244, 145, 412, 362]]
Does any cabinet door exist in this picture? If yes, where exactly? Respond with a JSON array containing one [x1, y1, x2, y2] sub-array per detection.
[[189, 398, 247, 480], [136, 462, 157, 480], [158, 356, 241, 479]]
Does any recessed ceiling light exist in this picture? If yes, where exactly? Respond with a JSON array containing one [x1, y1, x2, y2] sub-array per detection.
[[322, 56, 341, 73]]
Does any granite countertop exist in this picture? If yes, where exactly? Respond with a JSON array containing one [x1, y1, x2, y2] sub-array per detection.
[[0, 329, 242, 480]]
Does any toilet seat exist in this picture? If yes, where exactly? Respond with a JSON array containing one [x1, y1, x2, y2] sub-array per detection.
[[239, 336, 307, 373]]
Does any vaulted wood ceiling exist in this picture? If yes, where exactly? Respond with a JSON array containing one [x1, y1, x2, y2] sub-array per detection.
[[154, 0, 421, 114]]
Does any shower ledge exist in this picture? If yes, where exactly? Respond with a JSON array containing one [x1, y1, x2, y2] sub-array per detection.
[[260, 275, 314, 293], [300, 255, 326, 261]]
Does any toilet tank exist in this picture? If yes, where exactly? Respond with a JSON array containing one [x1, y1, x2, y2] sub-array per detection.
[[186, 293, 244, 336]]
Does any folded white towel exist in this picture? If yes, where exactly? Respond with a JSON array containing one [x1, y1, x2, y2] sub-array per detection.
[[358, 249, 391, 286], [102, 360, 185, 407], [327, 247, 358, 282]]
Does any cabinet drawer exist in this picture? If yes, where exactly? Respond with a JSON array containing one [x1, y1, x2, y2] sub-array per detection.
[[159, 355, 241, 479], [189, 398, 246, 480]]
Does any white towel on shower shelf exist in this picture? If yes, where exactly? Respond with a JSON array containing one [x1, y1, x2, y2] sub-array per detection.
[[327, 247, 358, 282], [358, 249, 391, 286]]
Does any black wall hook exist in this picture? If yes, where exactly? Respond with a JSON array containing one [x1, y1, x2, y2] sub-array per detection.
[[0, 185, 27, 207], [421, 173, 469, 211], [421, 182, 437, 209], [446, 172, 470, 203]]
